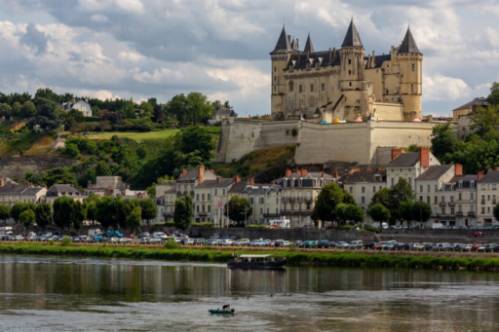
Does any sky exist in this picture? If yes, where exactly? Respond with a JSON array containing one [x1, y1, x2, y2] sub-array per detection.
[[0, 0, 498, 117]]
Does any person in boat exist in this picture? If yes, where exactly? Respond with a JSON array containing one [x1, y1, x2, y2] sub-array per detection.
[[222, 304, 230, 310]]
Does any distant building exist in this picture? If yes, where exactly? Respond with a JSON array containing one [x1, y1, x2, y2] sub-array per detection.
[[209, 104, 237, 124], [343, 168, 386, 211], [86, 176, 128, 196], [477, 170, 499, 225], [46, 184, 82, 203], [62, 100, 92, 117], [452, 97, 488, 138], [0, 184, 47, 204], [386, 148, 439, 190]]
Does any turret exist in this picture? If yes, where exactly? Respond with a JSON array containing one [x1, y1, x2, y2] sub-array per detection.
[[304, 33, 314, 54], [397, 27, 422, 120], [270, 26, 295, 120], [339, 19, 367, 120]]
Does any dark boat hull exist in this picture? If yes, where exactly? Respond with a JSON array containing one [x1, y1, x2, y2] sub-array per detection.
[[227, 259, 286, 270]]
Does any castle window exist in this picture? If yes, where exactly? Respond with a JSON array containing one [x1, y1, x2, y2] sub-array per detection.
[[348, 59, 352, 65], [412, 63, 416, 71], [274, 66, 277, 73], [321, 83, 325, 91], [348, 70, 352, 75], [299, 85, 303, 93], [385, 88, 389, 94], [349, 82, 352, 87], [310, 84, 314, 92], [289, 81, 294, 92]]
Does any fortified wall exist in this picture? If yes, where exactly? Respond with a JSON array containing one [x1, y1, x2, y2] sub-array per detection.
[[216, 119, 435, 165]]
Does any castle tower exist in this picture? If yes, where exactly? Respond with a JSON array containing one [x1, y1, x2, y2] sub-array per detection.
[[270, 26, 295, 120], [339, 19, 367, 120], [397, 27, 422, 121]]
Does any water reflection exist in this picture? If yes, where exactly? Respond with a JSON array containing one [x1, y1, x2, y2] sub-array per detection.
[[1, 255, 499, 331]]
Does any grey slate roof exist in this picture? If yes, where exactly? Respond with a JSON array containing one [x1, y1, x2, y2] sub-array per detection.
[[287, 49, 341, 70], [196, 178, 233, 189], [343, 169, 386, 184], [272, 26, 291, 53], [304, 34, 315, 54], [47, 184, 80, 196], [387, 152, 420, 167], [0, 184, 45, 196], [416, 165, 453, 181], [398, 28, 421, 54], [341, 19, 363, 48], [480, 170, 499, 183], [453, 97, 488, 111]]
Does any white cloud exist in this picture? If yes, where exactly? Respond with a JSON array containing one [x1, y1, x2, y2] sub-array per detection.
[[423, 74, 470, 101]]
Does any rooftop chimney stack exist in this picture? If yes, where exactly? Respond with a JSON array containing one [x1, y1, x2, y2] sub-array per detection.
[[454, 163, 463, 177], [285, 168, 293, 177], [197, 165, 205, 183], [391, 147, 403, 161], [419, 147, 430, 169]]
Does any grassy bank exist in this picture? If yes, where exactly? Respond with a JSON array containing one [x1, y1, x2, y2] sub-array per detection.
[[84, 126, 220, 142], [1, 242, 499, 272]]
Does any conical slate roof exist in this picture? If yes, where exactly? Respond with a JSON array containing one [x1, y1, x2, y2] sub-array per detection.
[[304, 33, 315, 53], [273, 26, 291, 52], [341, 19, 363, 48], [398, 27, 421, 54]]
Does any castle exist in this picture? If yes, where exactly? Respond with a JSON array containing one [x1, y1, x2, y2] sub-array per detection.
[[217, 20, 435, 166], [271, 19, 422, 123]]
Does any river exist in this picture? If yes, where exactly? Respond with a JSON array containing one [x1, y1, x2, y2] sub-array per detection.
[[1, 255, 499, 331]]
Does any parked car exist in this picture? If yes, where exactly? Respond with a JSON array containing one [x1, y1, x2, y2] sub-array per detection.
[[317, 240, 331, 248], [349, 240, 363, 249]]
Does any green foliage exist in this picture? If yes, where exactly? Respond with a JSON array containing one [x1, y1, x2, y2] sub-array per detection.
[[139, 198, 157, 221], [174, 195, 193, 230], [53, 197, 84, 230], [487, 82, 499, 106], [412, 200, 432, 223], [60, 236, 72, 246], [166, 92, 214, 126], [177, 126, 214, 161], [0, 204, 10, 221], [226, 195, 252, 226], [312, 183, 354, 222], [164, 239, 179, 249], [19, 209, 35, 228], [191, 222, 214, 228], [367, 203, 390, 229], [34, 203, 52, 228], [10, 202, 35, 222]]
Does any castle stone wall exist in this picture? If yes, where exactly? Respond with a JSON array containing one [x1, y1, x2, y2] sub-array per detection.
[[217, 119, 435, 165]]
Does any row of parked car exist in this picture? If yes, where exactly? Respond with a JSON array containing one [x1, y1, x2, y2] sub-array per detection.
[[2, 228, 499, 253]]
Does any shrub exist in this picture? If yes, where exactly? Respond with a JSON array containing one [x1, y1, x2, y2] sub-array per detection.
[[60, 236, 72, 246], [164, 239, 179, 249], [191, 222, 214, 228]]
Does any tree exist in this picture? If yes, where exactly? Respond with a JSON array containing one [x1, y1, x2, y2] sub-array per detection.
[[174, 195, 193, 230], [0, 204, 10, 222], [10, 202, 34, 223], [225, 195, 252, 227], [367, 203, 391, 230], [335, 203, 364, 224], [388, 178, 414, 223], [53, 197, 84, 230], [311, 183, 352, 223], [431, 124, 461, 162], [487, 82, 499, 106], [494, 203, 499, 222], [412, 201, 432, 225], [400, 200, 415, 225], [19, 209, 35, 228], [177, 126, 214, 162], [34, 203, 52, 228], [19, 100, 36, 118], [139, 198, 157, 223], [95, 196, 118, 229], [370, 188, 390, 207]]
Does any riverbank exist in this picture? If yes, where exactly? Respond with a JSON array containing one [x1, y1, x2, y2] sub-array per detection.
[[1, 242, 499, 272]]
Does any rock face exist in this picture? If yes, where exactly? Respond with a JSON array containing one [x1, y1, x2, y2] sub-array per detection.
[[0, 156, 72, 180], [217, 119, 435, 166]]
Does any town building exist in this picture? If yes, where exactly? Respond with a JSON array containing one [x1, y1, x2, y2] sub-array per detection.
[[193, 177, 233, 227], [386, 147, 439, 190], [452, 97, 489, 138], [86, 176, 128, 196], [273, 169, 334, 227], [343, 168, 386, 211], [477, 170, 499, 225], [45, 184, 82, 203], [0, 183, 47, 204]]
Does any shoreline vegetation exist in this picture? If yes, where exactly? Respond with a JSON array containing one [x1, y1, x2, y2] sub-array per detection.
[[1, 242, 499, 272]]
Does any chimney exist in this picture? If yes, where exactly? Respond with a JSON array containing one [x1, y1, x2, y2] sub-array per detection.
[[419, 147, 430, 169], [181, 168, 188, 177], [302, 168, 309, 177], [233, 175, 241, 183], [248, 177, 255, 186], [285, 168, 292, 177], [197, 164, 205, 183], [477, 171, 485, 181], [454, 163, 463, 177], [391, 147, 403, 161]]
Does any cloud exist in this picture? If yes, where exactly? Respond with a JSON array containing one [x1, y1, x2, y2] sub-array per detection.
[[0, 0, 496, 116]]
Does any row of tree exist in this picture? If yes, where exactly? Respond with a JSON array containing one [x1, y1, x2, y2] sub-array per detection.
[[0, 196, 157, 231]]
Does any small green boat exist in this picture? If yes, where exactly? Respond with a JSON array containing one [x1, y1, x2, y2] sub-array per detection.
[[209, 305, 235, 315]]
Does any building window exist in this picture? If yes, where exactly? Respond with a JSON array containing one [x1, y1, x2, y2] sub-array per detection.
[[348, 59, 352, 65], [361, 196, 365, 204], [299, 85, 303, 93], [289, 81, 294, 92], [274, 66, 277, 72], [420, 185, 423, 193], [321, 83, 325, 91], [348, 70, 352, 75], [349, 82, 352, 87], [412, 63, 416, 71], [310, 84, 314, 92], [361, 186, 365, 194]]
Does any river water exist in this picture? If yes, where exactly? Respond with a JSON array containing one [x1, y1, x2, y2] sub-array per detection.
[[1, 255, 499, 331]]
